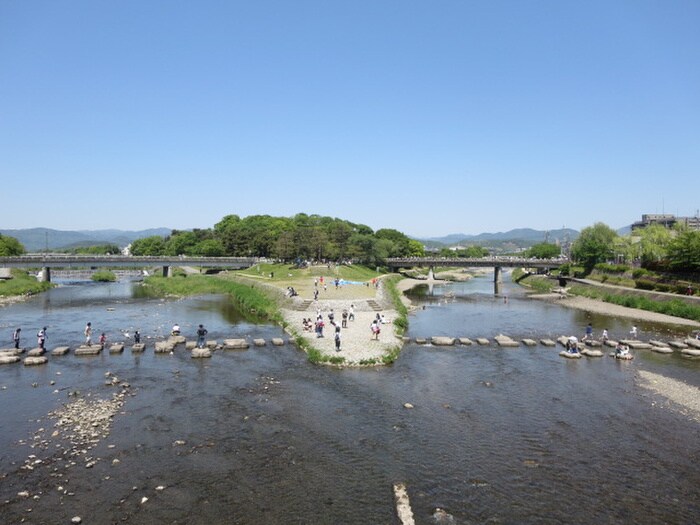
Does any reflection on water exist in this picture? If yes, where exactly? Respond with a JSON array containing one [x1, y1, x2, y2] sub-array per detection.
[[0, 277, 699, 524]]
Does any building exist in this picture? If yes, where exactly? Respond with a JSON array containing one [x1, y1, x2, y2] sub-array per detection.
[[631, 214, 700, 232]]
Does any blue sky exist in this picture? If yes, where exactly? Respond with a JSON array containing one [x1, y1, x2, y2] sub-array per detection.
[[1, 1, 698, 238]]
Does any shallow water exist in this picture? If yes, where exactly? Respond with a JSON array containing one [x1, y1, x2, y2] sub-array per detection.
[[0, 276, 698, 524]]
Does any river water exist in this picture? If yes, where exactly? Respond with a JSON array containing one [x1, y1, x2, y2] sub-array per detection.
[[0, 274, 698, 524]]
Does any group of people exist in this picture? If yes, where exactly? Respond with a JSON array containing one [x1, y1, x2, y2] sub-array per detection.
[[580, 323, 640, 343], [9, 322, 212, 351]]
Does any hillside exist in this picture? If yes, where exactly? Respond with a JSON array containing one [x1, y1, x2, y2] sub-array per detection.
[[0, 227, 172, 252]]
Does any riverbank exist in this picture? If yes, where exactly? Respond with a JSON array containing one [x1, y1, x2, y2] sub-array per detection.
[[532, 293, 700, 328]]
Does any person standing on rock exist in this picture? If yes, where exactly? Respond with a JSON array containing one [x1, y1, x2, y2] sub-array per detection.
[[84, 322, 92, 345], [13, 327, 21, 349], [196, 324, 208, 349], [134, 330, 141, 344], [37, 327, 47, 350]]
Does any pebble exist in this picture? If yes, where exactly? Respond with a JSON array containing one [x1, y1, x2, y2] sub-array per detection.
[[71, 517, 82, 524], [141, 496, 149, 504], [403, 403, 414, 409]]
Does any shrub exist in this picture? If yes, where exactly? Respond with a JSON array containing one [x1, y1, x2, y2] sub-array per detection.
[[632, 268, 651, 279], [91, 270, 117, 282], [635, 279, 656, 290]]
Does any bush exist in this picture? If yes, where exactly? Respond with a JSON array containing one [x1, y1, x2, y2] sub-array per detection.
[[594, 263, 629, 274], [91, 270, 117, 282], [632, 268, 651, 279], [635, 279, 656, 290]]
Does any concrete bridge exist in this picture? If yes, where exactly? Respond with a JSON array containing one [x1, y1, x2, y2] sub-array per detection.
[[0, 255, 258, 282], [385, 257, 565, 294]]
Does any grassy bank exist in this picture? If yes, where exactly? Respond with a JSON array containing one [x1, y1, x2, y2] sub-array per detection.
[[569, 284, 700, 322], [142, 274, 283, 324], [0, 269, 53, 297], [512, 269, 557, 294]]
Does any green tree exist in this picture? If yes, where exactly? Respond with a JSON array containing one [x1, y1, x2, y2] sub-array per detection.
[[667, 230, 700, 272], [526, 242, 561, 259], [193, 239, 225, 257], [0, 234, 25, 256], [571, 222, 618, 272], [130, 236, 167, 256], [637, 224, 672, 266]]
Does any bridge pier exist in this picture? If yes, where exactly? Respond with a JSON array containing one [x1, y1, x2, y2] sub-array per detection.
[[494, 266, 502, 295], [162, 265, 172, 278], [39, 267, 51, 283]]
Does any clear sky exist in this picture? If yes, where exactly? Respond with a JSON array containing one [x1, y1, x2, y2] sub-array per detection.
[[1, 1, 698, 238]]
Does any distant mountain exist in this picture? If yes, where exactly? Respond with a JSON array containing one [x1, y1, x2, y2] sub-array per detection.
[[420, 228, 579, 246], [0, 227, 172, 252]]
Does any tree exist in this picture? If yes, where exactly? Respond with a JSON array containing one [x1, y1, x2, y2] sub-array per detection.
[[570, 222, 618, 272], [0, 234, 25, 256], [667, 230, 700, 272], [130, 236, 166, 256], [637, 224, 672, 266], [527, 242, 560, 259]]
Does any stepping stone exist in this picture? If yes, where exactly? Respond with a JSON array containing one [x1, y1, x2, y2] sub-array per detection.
[[584, 340, 602, 347], [185, 341, 197, 350], [684, 338, 700, 349], [651, 346, 673, 354], [206, 340, 218, 348], [540, 339, 556, 347], [669, 340, 689, 349], [52, 346, 70, 356], [271, 338, 285, 346], [681, 348, 700, 357], [458, 338, 473, 346], [0, 355, 21, 364], [223, 339, 249, 350], [0, 348, 23, 356], [24, 356, 49, 366], [494, 335, 519, 347], [604, 340, 619, 347], [109, 343, 124, 354], [131, 343, 146, 353], [28, 347, 46, 357], [559, 351, 581, 359], [476, 338, 490, 346], [75, 345, 102, 356], [522, 339, 537, 346], [155, 341, 175, 353], [622, 340, 652, 350], [581, 348, 603, 357], [168, 335, 187, 346], [431, 336, 455, 346], [191, 348, 212, 358], [253, 338, 266, 347], [415, 338, 428, 345]]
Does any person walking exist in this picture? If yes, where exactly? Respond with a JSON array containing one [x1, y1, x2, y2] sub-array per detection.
[[370, 319, 380, 340], [37, 327, 47, 350], [13, 327, 21, 349], [196, 324, 208, 349]]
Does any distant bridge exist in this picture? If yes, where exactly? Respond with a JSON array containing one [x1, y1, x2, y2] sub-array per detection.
[[385, 257, 565, 294], [0, 255, 258, 282]]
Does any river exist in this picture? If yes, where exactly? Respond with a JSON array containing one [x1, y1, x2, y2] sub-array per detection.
[[0, 274, 698, 524]]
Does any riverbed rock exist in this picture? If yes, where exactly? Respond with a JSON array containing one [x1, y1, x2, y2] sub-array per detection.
[[559, 351, 582, 359], [51, 346, 70, 356], [458, 338, 473, 346], [253, 338, 266, 347], [540, 339, 556, 347], [75, 345, 103, 356], [223, 339, 249, 350], [191, 348, 212, 358], [155, 341, 175, 353], [476, 338, 490, 346], [495, 335, 519, 347], [109, 343, 124, 354], [0, 355, 21, 364], [271, 338, 285, 346], [24, 356, 49, 366], [431, 336, 456, 346], [522, 339, 537, 346], [131, 343, 145, 353]]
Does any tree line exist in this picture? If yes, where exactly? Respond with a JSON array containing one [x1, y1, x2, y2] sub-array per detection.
[[129, 213, 426, 265]]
